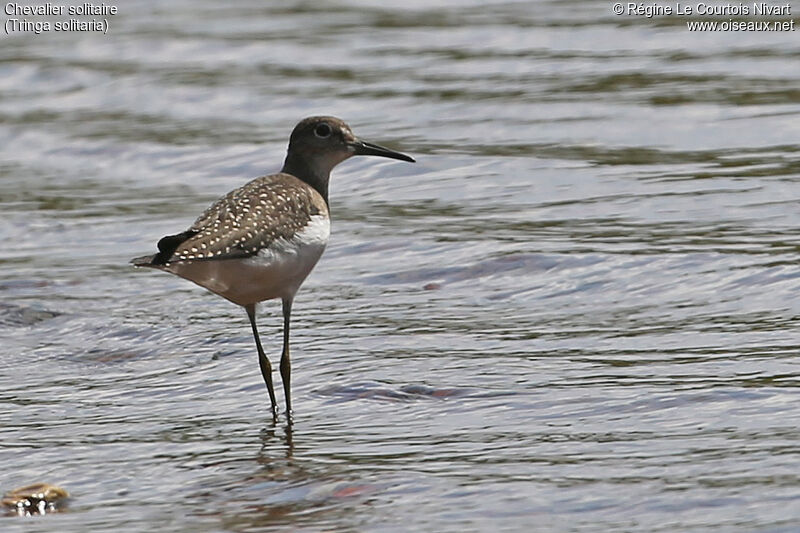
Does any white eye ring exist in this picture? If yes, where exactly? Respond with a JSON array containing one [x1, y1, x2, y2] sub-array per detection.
[[314, 123, 332, 138]]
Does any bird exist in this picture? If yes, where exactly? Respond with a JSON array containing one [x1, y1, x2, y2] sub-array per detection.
[[131, 116, 415, 420]]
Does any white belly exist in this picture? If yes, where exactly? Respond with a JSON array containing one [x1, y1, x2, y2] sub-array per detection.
[[166, 215, 330, 306]]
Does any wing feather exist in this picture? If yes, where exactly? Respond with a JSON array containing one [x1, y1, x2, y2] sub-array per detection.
[[147, 173, 327, 265]]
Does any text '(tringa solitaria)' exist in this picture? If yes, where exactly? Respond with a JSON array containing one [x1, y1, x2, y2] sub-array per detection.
[[132, 116, 415, 420]]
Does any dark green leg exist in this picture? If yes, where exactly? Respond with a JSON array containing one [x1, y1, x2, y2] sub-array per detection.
[[280, 297, 293, 421], [246, 303, 278, 419]]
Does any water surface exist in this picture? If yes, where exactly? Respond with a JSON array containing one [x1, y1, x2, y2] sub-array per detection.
[[2, 1, 800, 531]]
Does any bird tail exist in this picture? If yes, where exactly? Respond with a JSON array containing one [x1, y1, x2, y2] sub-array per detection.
[[130, 254, 159, 268], [132, 230, 197, 268]]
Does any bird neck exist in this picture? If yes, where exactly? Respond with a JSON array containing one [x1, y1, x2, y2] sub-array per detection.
[[281, 150, 330, 205]]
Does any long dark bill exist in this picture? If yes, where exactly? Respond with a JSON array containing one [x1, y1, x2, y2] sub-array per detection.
[[352, 140, 415, 163]]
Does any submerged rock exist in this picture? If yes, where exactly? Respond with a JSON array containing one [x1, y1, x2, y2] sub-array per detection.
[[2, 483, 69, 516]]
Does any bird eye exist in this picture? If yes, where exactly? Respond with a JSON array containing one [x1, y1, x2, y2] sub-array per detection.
[[314, 123, 332, 138]]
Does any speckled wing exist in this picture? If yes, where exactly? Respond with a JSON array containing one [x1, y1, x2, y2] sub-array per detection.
[[149, 173, 327, 265]]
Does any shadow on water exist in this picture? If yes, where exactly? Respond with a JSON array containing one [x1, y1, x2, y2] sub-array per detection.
[[0, 302, 60, 327]]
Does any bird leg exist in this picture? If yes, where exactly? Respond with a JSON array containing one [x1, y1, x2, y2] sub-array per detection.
[[280, 297, 293, 421], [246, 303, 278, 419]]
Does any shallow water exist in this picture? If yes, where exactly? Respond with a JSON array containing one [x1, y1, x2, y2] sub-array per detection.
[[2, 0, 800, 531]]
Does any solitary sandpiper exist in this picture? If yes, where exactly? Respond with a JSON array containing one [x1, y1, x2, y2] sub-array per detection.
[[132, 116, 414, 419]]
